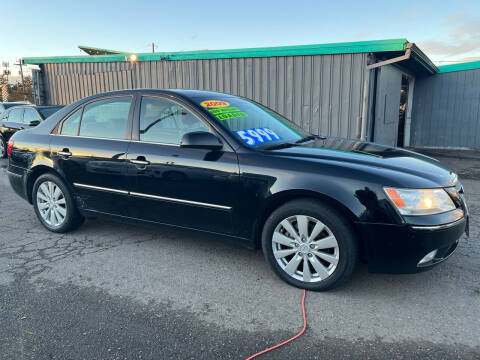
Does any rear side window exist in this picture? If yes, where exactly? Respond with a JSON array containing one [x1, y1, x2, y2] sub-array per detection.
[[24, 108, 41, 123], [139, 97, 208, 144], [79, 97, 132, 139], [8, 108, 23, 122], [61, 108, 82, 136]]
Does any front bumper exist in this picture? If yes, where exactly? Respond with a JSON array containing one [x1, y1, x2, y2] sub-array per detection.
[[357, 217, 466, 273]]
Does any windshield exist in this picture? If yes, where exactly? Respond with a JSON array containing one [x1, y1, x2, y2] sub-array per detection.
[[38, 106, 63, 119], [194, 95, 310, 148]]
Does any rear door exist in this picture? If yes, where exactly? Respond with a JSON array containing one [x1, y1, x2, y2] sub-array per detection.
[[50, 95, 134, 216], [126, 95, 240, 235]]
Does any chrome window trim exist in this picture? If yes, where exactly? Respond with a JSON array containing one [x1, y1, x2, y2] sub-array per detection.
[[410, 217, 465, 230], [51, 134, 180, 146], [73, 183, 129, 195], [50, 135, 226, 149], [73, 183, 231, 211], [51, 134, 131, 142], [130, 139, 180, 147]]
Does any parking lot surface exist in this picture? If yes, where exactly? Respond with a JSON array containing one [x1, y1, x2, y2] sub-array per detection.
[[1, 151, 479, 359]]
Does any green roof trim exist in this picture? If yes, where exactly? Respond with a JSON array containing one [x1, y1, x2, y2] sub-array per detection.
[[78, 45, 130, 55], [437, 60, 480, 73], [23, 54, 129, 64], [23, 38, 408, 65]]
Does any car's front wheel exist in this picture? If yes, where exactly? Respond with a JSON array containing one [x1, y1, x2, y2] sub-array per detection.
[[32, 173, 84, 233], [262, 199, 358, 291]]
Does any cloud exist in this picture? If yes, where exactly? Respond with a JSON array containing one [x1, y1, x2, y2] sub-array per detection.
[[418, 17, 480, 58]]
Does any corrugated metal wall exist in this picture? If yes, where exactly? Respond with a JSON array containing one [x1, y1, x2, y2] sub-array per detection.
[[40, 53, 368, 139], [411, 68, 480, 149]]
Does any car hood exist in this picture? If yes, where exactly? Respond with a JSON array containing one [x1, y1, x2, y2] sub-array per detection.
[[269, 137, 458, 188]]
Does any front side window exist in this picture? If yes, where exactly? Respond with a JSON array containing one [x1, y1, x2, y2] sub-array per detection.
[[79, 97, 132, 139], [60, 108, 82, 136], [139, 97, 209, 144], [193, 96, 309, 148], [23, 108, 41, 123], [8, 108, 24, 123]]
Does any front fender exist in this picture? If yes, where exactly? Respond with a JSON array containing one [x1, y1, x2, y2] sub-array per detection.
[[236, 152, 403, 241]]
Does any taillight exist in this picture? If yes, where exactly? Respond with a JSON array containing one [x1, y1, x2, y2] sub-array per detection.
[[7, 140, 14, 156]]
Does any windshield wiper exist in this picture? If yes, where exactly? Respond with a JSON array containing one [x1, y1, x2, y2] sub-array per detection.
[[263, 142, 299, 150], [295, 135, 326, 144], [263, 135, 327, 150]]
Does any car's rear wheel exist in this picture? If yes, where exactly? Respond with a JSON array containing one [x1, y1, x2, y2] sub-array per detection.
[[262, 199, 358, 291], [0, 136, 6, 158], [32, 173, 84, 233]]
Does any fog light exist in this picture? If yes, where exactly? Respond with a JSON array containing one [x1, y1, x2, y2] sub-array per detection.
[[418, 249, 438, 266]]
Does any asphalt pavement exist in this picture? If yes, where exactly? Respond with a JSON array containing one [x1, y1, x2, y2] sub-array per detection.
[[0, 151, 479, 360]]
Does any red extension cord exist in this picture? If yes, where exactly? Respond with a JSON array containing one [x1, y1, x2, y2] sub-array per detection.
[[245, 289, 307, 359]]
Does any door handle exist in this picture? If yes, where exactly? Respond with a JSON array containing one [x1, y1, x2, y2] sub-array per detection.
[[58, 149, 72, 157], [130, 158, 150, 166]]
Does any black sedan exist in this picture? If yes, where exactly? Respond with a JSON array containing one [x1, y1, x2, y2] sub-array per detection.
[[6, 90, 468, 290], [0, 104, 63, 158]]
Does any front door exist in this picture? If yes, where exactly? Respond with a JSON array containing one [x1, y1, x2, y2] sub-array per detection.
[[2, 108, 24, 141], [50, 96, 134, 216], [126, 95, 239, 235]]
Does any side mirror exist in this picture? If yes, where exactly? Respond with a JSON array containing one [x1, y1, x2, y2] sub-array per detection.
[[29, 120, 41, 127], [180, 131, 223, 150]]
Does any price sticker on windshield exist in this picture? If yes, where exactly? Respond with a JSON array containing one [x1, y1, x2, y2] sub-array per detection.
[[235, 127, 281, 146]]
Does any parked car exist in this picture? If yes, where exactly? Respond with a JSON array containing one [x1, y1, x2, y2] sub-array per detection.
[[0, 104, 64, 157], [6, 90, 468, 290], [0, 101, 29, 116]]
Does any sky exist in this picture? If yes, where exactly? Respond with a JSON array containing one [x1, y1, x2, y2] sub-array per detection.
[[1, 0, 480, 80]]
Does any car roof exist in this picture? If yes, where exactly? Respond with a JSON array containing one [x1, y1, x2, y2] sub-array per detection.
[[6, 104, 63, 110], [87, 89, 237, 101], [1, 102, 30, 109], [34, 105, 64, 109]]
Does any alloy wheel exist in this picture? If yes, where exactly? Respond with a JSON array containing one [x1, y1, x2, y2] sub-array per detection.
[[272, 215, 339, 283], [36, 181, 67, 227]]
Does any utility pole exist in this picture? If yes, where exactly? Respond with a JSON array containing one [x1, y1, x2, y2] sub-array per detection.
[[14, 59, 27, 102], [152, 42, 155, 53]]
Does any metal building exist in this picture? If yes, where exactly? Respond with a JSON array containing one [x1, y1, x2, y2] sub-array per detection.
[[410, 61, 480, 149], [23, 39, 480, 149]]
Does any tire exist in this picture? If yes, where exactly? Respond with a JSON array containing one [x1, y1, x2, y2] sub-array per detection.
[[262, 199, 358, 291], [0, 136, 6, 158], [32, 173, 85, 233]]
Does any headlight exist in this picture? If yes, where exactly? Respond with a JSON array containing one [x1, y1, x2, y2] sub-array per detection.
[[384, 187, 456, 216]]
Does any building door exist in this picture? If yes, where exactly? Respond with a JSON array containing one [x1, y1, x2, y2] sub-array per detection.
[[373, 65, 403, 146], [396, 75, 410, 147]]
